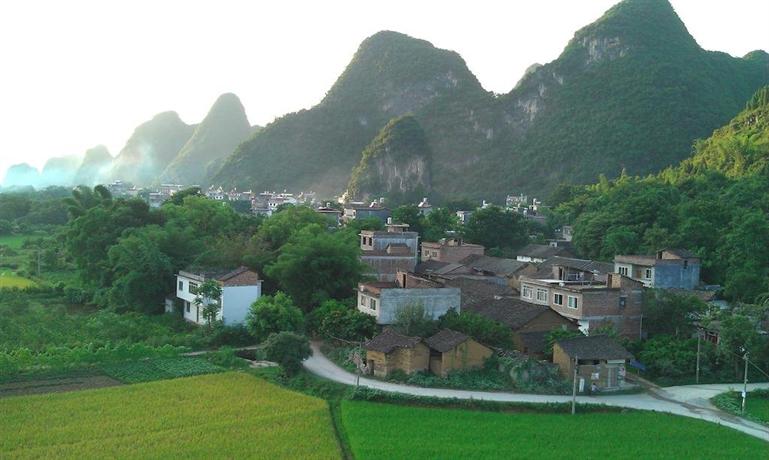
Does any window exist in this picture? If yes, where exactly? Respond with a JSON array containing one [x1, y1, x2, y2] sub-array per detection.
[[644, 268, 652, 280], [369, 298, 377, 310], [618, 266, 628, 276], [185, 301, 190, 313], [178, 280, 184, 291], [189, 282, 199, 294], [522, 285, 533, 299], [536, 289, 548, 302], [359, 295, 366, 307], [619, 296, 627, 308], [553, 293, 564, 306], [567, 296, 579, 309]]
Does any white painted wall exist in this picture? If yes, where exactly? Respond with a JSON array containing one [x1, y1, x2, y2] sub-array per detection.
[[221, 283, 262, 326]]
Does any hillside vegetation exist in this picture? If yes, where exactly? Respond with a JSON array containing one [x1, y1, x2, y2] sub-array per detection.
[[553, 86, 769, 301], [213, 0, 768, 199]]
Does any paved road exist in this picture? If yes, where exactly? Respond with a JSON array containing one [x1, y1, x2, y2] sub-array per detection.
[[304, 343, 769, 441]]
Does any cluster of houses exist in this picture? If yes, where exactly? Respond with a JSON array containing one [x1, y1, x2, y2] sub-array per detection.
[[205, 186, 318, 216], [353, 217, 708, 390]]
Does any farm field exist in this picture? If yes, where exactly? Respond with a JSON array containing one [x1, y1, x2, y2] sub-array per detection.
[[712, 389, 769, 425], [341, 401, 769, 459], [0, 273, 36, 289], [0, 234, 33, 250], [0, 372, 341, 459]]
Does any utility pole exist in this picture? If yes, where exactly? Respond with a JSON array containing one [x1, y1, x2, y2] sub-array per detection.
[[695, 329, 701, 384], [742, 351, 749, 414], [571, 354, 578, 415]]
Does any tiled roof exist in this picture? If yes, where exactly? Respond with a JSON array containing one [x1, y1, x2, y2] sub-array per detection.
[[364, 328, 422, 353], [457, 254, 529, 276], [469, 297, 552, 330], [663, 248, 698, 259], [425, 329, 470, 353], [443, 278, 515, 310], [555, 335, 633, 360], [532, 256, 614, 279], [517, 331, 550, 354], [217, 266, 261, 287], [516, 244, 571, 260]]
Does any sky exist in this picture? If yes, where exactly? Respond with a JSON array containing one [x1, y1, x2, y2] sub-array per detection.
[[1, 0, 767, 178]]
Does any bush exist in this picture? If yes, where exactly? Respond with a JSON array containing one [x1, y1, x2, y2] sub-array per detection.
[[261, 332, 311, 376], [246, 292, 304, 341], [200, 324, 254, 348], [306, 299, 349, 334], [439, 309, 513, 349], [319, 309, 377, 342], [392, 303, 439, 337]]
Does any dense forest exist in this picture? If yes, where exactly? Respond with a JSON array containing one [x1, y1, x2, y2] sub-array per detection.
[[552, 86, 769, 302]]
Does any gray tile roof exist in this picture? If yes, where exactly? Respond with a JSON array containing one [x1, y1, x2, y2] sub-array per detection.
[[425, 329, 470, 353], [555, 335, 633, 360], [364, 328, 422, 353], [517, 244, 572, 260], [457, 254, 529, 276]]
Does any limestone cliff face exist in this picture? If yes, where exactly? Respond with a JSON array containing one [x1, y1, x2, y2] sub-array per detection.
[[346, 116, 431, 204]]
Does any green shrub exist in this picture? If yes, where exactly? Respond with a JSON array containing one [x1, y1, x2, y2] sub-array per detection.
[[261, 332, 312, 376]]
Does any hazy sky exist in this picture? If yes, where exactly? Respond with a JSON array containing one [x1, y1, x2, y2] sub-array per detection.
[[1, 0, 767, 177]]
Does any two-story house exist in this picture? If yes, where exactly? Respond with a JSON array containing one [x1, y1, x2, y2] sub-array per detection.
[[614, 249, 700, 290], [360, 220, 419, 281], [343, 202, 391, 224], [421, 238, 485, 264], [519, 272, 644, 339], [357, 271, 460, 325], [175, 266, 262, 326]]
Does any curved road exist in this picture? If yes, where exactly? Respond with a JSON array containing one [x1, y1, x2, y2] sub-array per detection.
[[304, 343, 769, 441]]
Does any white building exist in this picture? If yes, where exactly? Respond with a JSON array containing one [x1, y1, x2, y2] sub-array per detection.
[[175, 267, 262, 326]]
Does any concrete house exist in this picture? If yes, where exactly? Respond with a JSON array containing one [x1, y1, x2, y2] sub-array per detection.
[[421, 238, 485, 264], [553, 335, 633, 391], [357, 272, 460, 325], [176, 267, 262, 326], [360, 220, 419, 281], [424, 329, 493, 377], [614, 249, 700, 290], [364, 328, 430, 377], [343, 202, 391, 224], [519, 273, 644, 339]]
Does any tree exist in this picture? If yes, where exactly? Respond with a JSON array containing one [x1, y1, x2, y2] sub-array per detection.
[[255, 205, 328, 250], [246, 292, 304, 341], [266, 225, 365, 310], [0, 219, 12, 235], [643, 290, 706, 338], [392, 303, 438, 337], [318, 308, 377, 342], [438, 309, 513, 349], [422, 208, 459, 242], [164, 187, 201, 206], [194, 280, 223, 328], [106, 230, 173, 313], [64, 185, 112, 219], [462, 206, 528, 252], [392, 205, 425, 235], [261, 332, 312, 376]]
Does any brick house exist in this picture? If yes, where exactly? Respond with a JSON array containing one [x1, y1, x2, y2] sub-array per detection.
[[421, 238, 485, 263], [175, 266, 261, 326], [519, 273, 644, 339], [416, 254, 535, 290], [357, 271, 460, 325], [424, 329, 493, 377], [614, 249, 700, 290], [360, 220, 419, 281], [553, 335, 633, 391], [364, 328, 429, 377]]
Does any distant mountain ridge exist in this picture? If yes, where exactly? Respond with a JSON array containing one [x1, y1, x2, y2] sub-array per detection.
[[212, 0, 769, 200]]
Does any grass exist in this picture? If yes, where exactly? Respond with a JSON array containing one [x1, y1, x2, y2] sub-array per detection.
[[0, 234, 33, 250], [712, 389, 769, 426], [0, 273, 37, 289], [341, 401, 769, 459], [100, 357, 224, 383], [0, 372, 341, 459]]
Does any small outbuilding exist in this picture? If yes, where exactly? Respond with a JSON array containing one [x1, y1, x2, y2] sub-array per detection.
[[364, 328, 429, 378], [424, 329, 493, 377], [553, 335, 633, 391]]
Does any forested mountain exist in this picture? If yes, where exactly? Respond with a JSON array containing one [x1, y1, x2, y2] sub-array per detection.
[[73, 146, 113, 186], [213, 30, 500, 198], [212, 0, 768, 200], [39, 155, 82, 187], [108, 112, 195, 186], [346, 115, 432, 203], [553, 86, 769, 302], [2, 163, 40, 188], [160, 93, 252, 186]]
